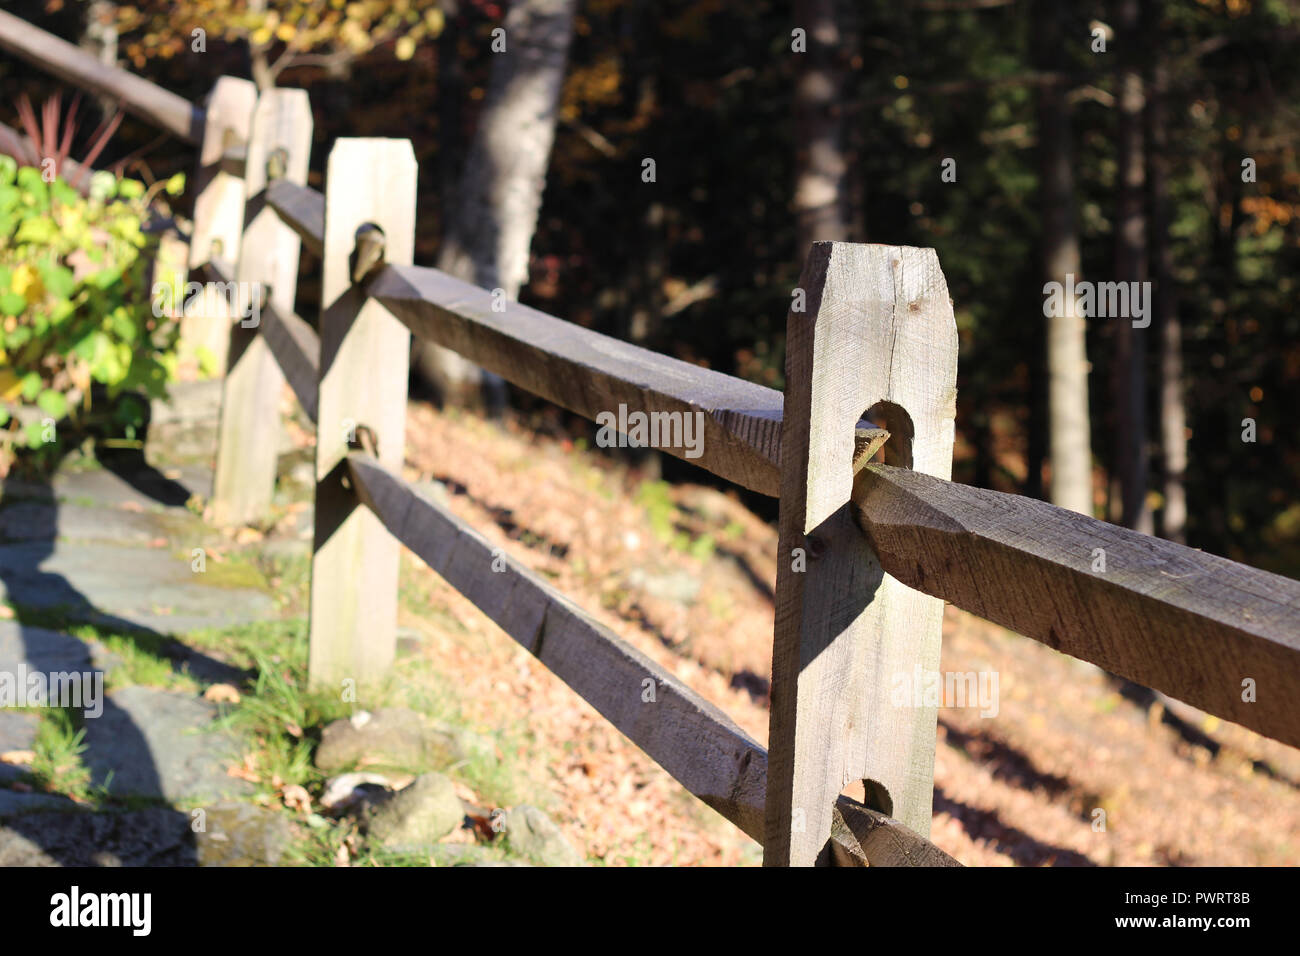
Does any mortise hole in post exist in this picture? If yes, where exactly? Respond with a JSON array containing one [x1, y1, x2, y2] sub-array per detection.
[[862, 401, 914, 470], [350, 222, 387, 284], [841, 778, 894, 817]]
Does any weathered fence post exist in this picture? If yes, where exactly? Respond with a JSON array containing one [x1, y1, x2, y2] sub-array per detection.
[[308, 139, 417, 690], [185, 76, 256, 374], [209, 88, 312, 527], [764, 242, 958, 866]]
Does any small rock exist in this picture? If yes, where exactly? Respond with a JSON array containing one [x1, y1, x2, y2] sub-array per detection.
[[319, 772, 393, 814], [195, 803, 293, 866], [0, 808, 195, 866], [365, 773, 465, 850], [502, 806, 584, 866], [315, 708, 492, 773]]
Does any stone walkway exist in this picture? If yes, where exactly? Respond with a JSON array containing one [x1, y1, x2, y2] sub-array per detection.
[[0, 381, 294, 865]]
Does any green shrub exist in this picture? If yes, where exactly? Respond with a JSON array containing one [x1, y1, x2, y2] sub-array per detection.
[[0, 156, 183, 474]]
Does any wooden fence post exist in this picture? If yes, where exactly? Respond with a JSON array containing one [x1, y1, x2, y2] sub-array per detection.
[[764, 242, 958, 866], [209, 88, 312, 528], [185, 76, 256, 374], [308, 139, 417, 690]]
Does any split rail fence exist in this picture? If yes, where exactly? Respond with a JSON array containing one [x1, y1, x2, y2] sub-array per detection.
[[5, 12, 1299, 867]]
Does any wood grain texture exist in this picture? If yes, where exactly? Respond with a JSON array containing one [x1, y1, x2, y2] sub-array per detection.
[[184, 77, 256, 374], [347, 451, 771, 842], [266, 179, 325, 257], [202, 257, 317, 423], [764, 242, 958, 867], [853, 463, 1300, 748], [210, 89, 312, 527], [0, 10, 203, 143], [829, 797, 962, 867], [307, 139, 417, 690], [369, 264, 786, 496], [350, 451, 959, 866], [258, 299, 320, 423]]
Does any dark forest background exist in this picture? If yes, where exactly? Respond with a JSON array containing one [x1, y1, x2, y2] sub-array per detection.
[[4, 0, 1298, 576]]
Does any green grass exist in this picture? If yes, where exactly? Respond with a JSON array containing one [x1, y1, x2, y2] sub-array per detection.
[[189, 550, 271, 590], [2, 604, 192, 692], [28, 707, 94, 802], [634, 478, 716, 558], [3, 547, 557, 866]]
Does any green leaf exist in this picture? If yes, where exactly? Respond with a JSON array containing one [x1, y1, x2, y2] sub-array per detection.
[[24, 418, 46, 448], [110, 307, 137, 342], [16, 167, 48, 209], [20, 372, 42, 401], [36, 389, 67, 419], [86, 267, 123, 289], [0, 155, 16, 185], [117, 179, 145, 200], [14, 216, 56, 244], [164, 172, 186, 196], [51, 179, 79, 207], [0, 291, 25, 316], [36, 262, 75, 299], [49, 299, 75, 325]]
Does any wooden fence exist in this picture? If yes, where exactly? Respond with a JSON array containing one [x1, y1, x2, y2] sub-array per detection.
[[5, 15, 1300, 867]]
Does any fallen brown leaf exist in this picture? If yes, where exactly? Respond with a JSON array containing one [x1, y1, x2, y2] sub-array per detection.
[[281, 784, 312, 813], [203, 683, 242, 704], [227, 754, 261, 783]]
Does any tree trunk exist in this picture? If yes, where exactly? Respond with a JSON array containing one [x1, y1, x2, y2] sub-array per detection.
[[246, 0, 275, 91], [1113, 0, 1152, 533], [1147, 20, 1186, 543], [80, 1, 120, 118], [1035, 0, 1093, 515], [793, 0, 850, 257], [414, 0, 578, 409]]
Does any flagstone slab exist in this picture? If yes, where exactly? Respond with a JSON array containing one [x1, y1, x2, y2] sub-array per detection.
[[81, 686, 251, 802], [0, 540, 273, 635], [0, 500, 215, 547]]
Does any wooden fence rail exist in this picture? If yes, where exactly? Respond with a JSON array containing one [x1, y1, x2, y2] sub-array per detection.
[[0, 10, 203, 143], [6, 25, 1300, 866]]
